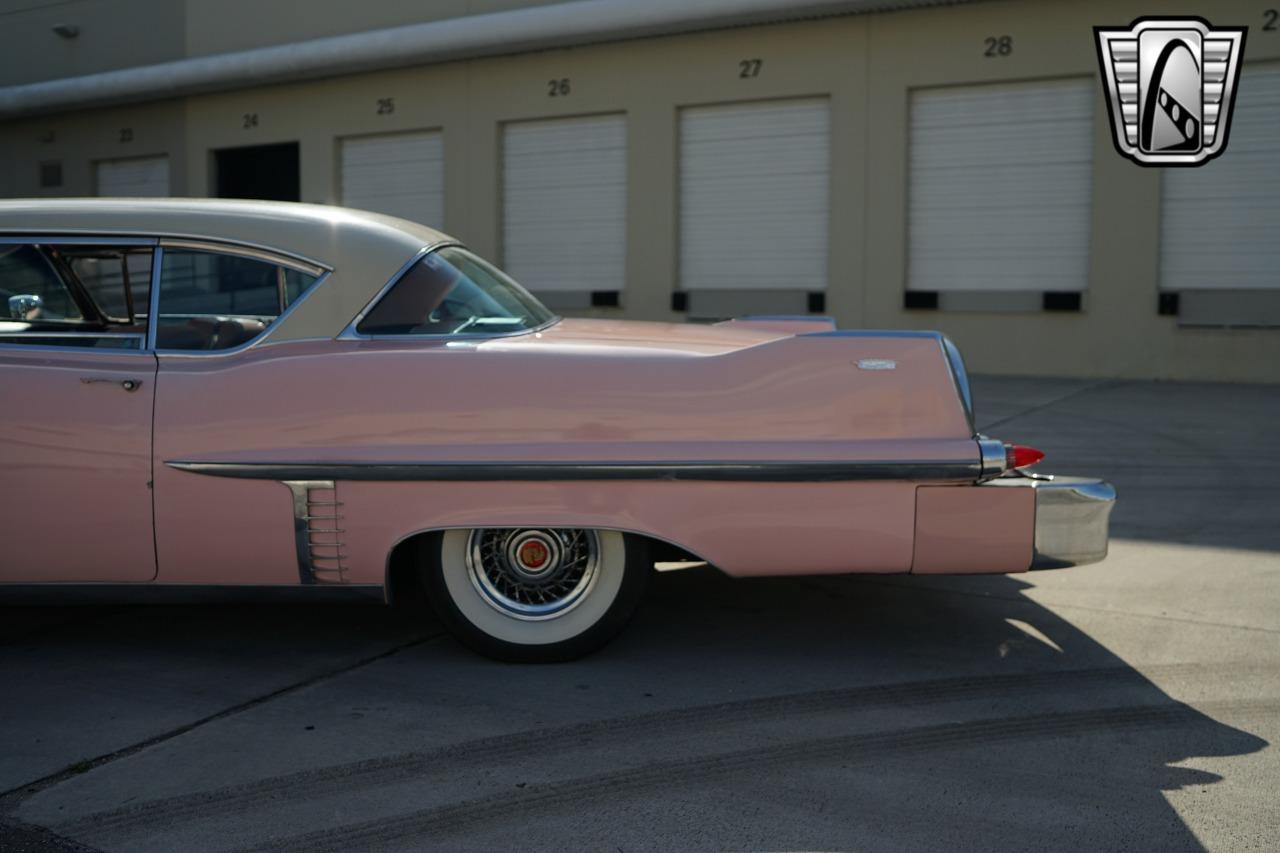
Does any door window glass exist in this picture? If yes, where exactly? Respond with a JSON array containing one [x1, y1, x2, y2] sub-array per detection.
[[0, 244, 151, 350], [0, 245, 81, 321], [62, 247, 153, 323]]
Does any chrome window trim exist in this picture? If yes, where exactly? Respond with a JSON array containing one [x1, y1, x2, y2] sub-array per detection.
[[0, 235, 158, 246], [342, 313, 562, 343], [0, 346, 149, 355], [165, 458, 985, 483], [0, 330, 148, 350], [0, 230, 330, 273], [158, 238, 328, 278], [335, 242, 561, 342], [0, 332, 143, 340], [145, 245, 163, 351]]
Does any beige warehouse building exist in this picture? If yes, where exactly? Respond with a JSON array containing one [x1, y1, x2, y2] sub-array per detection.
[[1, 0, 1277, 381]]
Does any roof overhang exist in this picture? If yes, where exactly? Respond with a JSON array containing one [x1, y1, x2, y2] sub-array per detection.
[[0, 0, 974, 120]]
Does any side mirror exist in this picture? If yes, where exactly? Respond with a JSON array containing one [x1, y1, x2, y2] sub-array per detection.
[[8, 293, 43, 320]]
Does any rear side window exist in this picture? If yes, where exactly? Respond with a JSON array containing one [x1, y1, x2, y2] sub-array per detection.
[[356, 246, 553, 336], [155, 249, 318, 351]]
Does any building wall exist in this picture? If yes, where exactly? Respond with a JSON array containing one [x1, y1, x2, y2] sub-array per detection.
[[2, 0, 1277, 381], [1, 100, 187, 197], [0, 0, 184, 86]]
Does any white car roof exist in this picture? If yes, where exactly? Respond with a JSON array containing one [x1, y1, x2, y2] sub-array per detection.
[[0, 198, 455, 342]]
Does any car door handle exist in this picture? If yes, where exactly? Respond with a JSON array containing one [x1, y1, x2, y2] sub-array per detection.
[[81, 377, 144, 392]]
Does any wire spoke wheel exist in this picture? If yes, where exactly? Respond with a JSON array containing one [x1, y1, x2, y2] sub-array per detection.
[[466, 528, 600, 620], [429, 527, 648, 661]]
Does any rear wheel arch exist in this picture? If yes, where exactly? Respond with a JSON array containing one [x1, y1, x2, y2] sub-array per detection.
[[383, 526, 705, 661], [385, 526, 705, 606]]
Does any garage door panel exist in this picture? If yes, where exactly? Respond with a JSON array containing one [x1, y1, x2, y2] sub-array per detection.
[[679, 98, 830, 294], [502, 114, 626, 294], [505, 160, 624, 185], [908, 79, 1094, 294], [95, 156, 170, 197], [682, 221, 827, 247], [683, 101, 828, 131], [681, 151, 828, 178], [504, 233, 624, 258], [913, 137, 1091, 168], [1166, 172, 1274, 199], [912, 270, 1091, 292], [911, 162, 1090, 190], [910, 211, 1091, 235], [340, 130, 443, 228], [341, 170, 432, 192], [505, 184, 625, 208], [683, 173, 829, 197]]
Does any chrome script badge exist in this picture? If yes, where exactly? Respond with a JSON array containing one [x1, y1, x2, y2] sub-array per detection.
[[1095, 17, 1246, 166]]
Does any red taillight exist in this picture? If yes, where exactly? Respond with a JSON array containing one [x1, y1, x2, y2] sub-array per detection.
[[1006, 444, 1045, 469]]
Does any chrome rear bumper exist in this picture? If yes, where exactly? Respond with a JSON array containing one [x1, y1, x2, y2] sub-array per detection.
[[989, 475, 1117, 569]]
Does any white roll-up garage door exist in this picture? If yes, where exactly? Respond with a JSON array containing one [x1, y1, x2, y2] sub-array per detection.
[[679, 98, 829, 292], [1161, 65, 1280, 293], [502, 114, 626, 295], [907, 79, 1094, 294], [340, 130, 444, 228], [95, 156, 170, 197]]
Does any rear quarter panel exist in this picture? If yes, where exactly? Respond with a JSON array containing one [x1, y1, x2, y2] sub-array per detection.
[[153, 330, 976, 582], [340, 480, 918, 580]]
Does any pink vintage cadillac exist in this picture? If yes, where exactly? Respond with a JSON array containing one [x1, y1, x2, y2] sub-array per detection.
[[0, 199, 1114, 660]]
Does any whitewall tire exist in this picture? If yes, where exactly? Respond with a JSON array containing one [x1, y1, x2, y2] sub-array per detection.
[[424, 528, 648, 662]]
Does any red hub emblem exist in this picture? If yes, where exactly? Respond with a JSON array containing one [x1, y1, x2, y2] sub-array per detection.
[[518, 539, 550, 570]]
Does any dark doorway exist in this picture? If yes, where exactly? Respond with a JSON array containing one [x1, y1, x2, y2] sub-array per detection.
[[213, 142, 300, 201]]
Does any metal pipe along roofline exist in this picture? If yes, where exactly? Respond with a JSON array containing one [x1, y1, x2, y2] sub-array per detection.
[[0, 0, 967, 119]]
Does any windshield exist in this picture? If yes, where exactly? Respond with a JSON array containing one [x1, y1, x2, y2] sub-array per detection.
[[356, 246, 555, 336]]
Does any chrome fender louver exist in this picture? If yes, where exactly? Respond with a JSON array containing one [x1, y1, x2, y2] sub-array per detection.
[[282, 480, 348, 584]]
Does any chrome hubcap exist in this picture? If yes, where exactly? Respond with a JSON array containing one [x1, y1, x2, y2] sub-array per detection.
[[466, 528, 600, 620]]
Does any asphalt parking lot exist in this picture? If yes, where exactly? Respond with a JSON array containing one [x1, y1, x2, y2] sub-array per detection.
[[1, 375, 1278, 852]]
